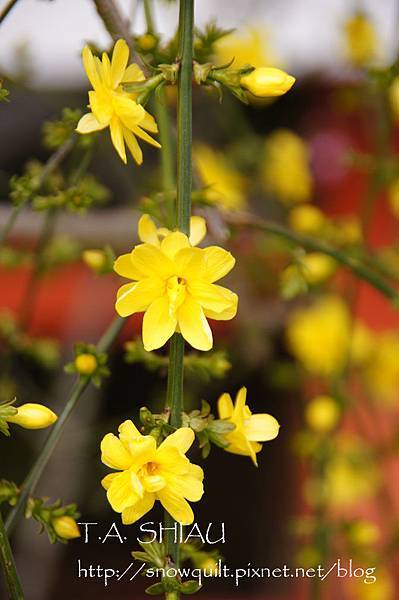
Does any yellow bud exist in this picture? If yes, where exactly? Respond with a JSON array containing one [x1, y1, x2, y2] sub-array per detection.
[[52, 516, 80, 540], [240, 67, 295, 98], [344, 13, 377, 68], [349, 520, 380, 546], [82, 249, 106, 272], [137, 33, 157, 51], [75, 353, 97, 375], [350, 322, 374, 367], [300, 253, 336, 284], [289, 204, 326, 235], [7, 403, 58, 430], [200, 558, 219, 575], [305, 395, 340, 433], [389, 77, 399, 122]]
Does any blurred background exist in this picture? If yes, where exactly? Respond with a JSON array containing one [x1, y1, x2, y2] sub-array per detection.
[[1, 0, 399, 599]]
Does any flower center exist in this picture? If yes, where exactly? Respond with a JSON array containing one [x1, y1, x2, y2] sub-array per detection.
[[167, 276, 186, 314]]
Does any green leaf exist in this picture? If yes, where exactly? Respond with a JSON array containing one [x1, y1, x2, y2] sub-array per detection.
[[180, 580, 202, 594], [145, 582, 165, 595]]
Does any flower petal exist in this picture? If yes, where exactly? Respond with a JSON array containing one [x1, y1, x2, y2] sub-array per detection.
[[101, 472, 118, 490], [244, 414, 280, 442], [157, 489, 194, 525], [110, 116, 126, 163], [118, 419, 142, 446], [143, 296, 177, 351], [114, 95, 145, 123], [189, 216, 206, 246], [131, 244, 175, 279], [132, 125, 161, 148], [123, 128, 143, 165], [128, 435, 157, 470], [101, 433, 133, 470], [107, 469, 139, 512], [163, 473, 204, 502], [138, 214, 160, 246], [178, 297, 213, 351], [111, 39, 130, 88], [156, 446, 190, 475], [175, 247, 206, 279], [160, 427, 195, 454], [218, 393, 234, 419], [76, 112, 107, 134], [101, 52, 112, 87], [202, 246, 236, 282], [140, 110, 159, 133], [89, 90, 113, 125], [160, 232, 190, 260], [115, 279, 164, 317], [113, 253, 144, 280], [121, 63, 145, 83], [203, 297, 238, 321], [122, 493, 155, 524], [142, 475, 166, 493], [188, 281, 237, 313], [82, 46, 102, 90]]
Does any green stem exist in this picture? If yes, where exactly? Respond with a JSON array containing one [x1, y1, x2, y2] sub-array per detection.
[[0, 0, 19, 25], [163, 0, 194, 589], [0, 511, 24, 599], [154, 88, 176, 228], [5, 316, 125, 535], [227, 214, 399, 306], [143, 0, 154, 33], [0, 137, 74, 248]]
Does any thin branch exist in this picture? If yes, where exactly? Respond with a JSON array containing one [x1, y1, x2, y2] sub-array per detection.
[[0, 0, 19, 25], [0, 511, 24, 599]]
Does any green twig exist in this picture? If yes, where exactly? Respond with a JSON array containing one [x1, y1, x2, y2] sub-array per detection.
[[0, 511, 24, 599], [5, 316, 125, 536], [154, 88, 176, 228], [163, 0, 194, 589], [0, 0, 19, 25], [227, 213, 399, 306], [143, 0, 155, 33]]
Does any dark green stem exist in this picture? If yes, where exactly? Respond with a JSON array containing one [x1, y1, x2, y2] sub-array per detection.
[[154, 88, 176, 228], [0, 205, 22, 246], [0, 0, 19, 25], [143, 0, 154, 33], [227, 214, 399, 306], [5, 316, 125, 535], [163, 0, 194, 587], [0, 511, 24, 599]]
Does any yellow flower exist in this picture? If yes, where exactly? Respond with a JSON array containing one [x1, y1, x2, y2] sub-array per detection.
[[286, 296, 351, 376], [364, 332, 399, 403], [194, 144, 246, 211], [348, 520, 380, 547], [305, 396, 340, 433], [139, 214, 207, 247], [389, 76, 399, 122], [76, 39, 160, 165], [217, 387, 279, 466], [349, 568, 393, 600], [388, 178, 399, 218], [262, 130, 313, 204], [82, 249, 107, 271], [289, 204, 326, 235], [350, 321, 374, 367], [299, 253, 336, 285], [7, 403, 57, 429], [52, 516, 81, 540], [114, 218, 238, 351], [344, 13, 377, 67], [75, 353, 97, 375], [216, 27, 276, 70], [241, 67, 295, 98], [101, 423, 203, 525]]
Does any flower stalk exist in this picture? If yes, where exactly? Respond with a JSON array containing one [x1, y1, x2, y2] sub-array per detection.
[[5, 316, 125, 535], [0, 510, 25, 599], [164, 0, 194, 588]]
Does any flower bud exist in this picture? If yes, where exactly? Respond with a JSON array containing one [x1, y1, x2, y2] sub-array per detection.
[[7, 403, 57, 430], [82, 249, 106, 272], [52, 516, 80, 540], [75, 353, 97, 375], [240, 67, 295, 98], [137, 33, 157, 52], [305, 396, 340, 433], [289, 204, 326, 235], [300, 253, 336, 284]]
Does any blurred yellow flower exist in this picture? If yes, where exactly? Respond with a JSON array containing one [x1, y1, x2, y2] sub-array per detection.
[[286, 296, 351, 376], [52, 516, 81, 540], [289, 204, 326, 235], [364, 332, 399, 403], [387, 178, 399, 219], [334, 217, 363, 246], [7, 403, 57, 430], [82, 249, 107, 271], [101, 423, 203, 525], [218, 387, 279, 466], [349, 568, 393, 600], [305, 395, 340, 433], [76, 39, 160, 164], [348, 520, 380, 547], [350, 321, 374, 367], [194, 145, 246, 211], [299, 253, 337, 285], [344, 13, 377, 67], [216, 27, 275, 69], [138, 214, 207, 247], [389, 76, 399, 122], [114, 223, 238, 351], [75, 353, 98, 375], [262, 130, 313, 204]]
